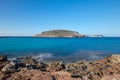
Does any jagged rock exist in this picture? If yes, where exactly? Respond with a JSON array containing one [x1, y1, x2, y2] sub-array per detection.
[[46, 62, 65, 72], [34, 62, 46, 71], [1, 64, 17, 74], [15, 57, 46, 70], [0, 55, 7, 61], [22, 57, 37, 65], [0, 61, 10, 70], [16, 62, 26, 68]]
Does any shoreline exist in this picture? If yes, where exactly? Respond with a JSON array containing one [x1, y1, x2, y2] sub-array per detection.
[[4, 50, 113, 63], [0, 54, 120, 80]]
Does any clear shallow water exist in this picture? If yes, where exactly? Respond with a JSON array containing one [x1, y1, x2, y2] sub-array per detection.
[[0, 37, 120, 62]]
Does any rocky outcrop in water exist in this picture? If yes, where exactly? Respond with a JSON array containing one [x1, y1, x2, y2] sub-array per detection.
[[0, 54, 120, 80]]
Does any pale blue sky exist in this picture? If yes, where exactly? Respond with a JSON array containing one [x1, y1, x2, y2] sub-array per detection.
[[0, 0, 120, 36]]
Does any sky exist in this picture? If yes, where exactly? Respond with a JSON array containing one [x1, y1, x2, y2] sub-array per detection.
[[0, 0, 120, 36]]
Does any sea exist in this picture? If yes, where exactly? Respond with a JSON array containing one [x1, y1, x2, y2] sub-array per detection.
[[0, 37, 120, 62]]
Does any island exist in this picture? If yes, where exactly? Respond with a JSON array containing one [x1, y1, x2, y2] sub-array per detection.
[[34, 29, 86, 38]]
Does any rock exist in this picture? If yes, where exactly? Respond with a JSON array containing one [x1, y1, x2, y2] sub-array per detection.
[[101, 74, 120, 80], [109, 54, 120, 64], [15, 57, 46, 70], [9, 61, 16, 66], [46, 62, 65, 72], [16, 62, 26, 68], [1, 64, 17, 74], [34, 62, 46, 71], [5, 70, 81, 80], [5, 70, 54, 80], [0, 61, 10, 70], [0, 74, 11, 80], [31, 71, 55, 80], [0, 55, 7, 61], [65, 61, 89, 76], [52, 71, 81, 80], [22, 56, 37, 65]]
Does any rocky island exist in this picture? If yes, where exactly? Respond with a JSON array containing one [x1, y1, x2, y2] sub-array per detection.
[[34, 30, 86, 38]]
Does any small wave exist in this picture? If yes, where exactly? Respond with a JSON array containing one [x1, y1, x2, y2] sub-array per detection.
[[88, 54, 102, 60], [72, 50, 110, 60], [8, 57, 16, 61]]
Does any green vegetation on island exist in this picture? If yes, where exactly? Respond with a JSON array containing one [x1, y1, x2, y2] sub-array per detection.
[[34, 29, 85, 38]]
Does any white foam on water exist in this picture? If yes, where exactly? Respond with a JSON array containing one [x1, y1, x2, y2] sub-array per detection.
[[8, 57, 16, 61], [72, 50, 106, 60], [88, 54, 102, 60], [32, 53, 54, 61]]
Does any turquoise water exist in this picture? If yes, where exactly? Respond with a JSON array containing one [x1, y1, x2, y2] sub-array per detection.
[[0, 37, 120, 62]]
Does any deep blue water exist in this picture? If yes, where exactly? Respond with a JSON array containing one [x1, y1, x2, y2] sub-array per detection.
[[0, 37, 120, 62]]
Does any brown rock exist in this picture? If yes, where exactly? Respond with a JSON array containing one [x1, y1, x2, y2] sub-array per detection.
[[0, 61, 9, 70], [1, 63, 17, 74], [34, 62, 46, 71], [0, 55, 7, 62], [109, 54, 120, 64], [46, 62, 65, 72], [52, 71, 81, 80], [101, 74, 120, 80], [5, 70, 82, 80], [6, 70, 53, 80], [0, 74, 11, 80], [23, 57, 37, 65]]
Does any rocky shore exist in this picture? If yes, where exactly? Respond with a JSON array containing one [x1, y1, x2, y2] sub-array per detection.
[[0, 55, 120, 80]]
